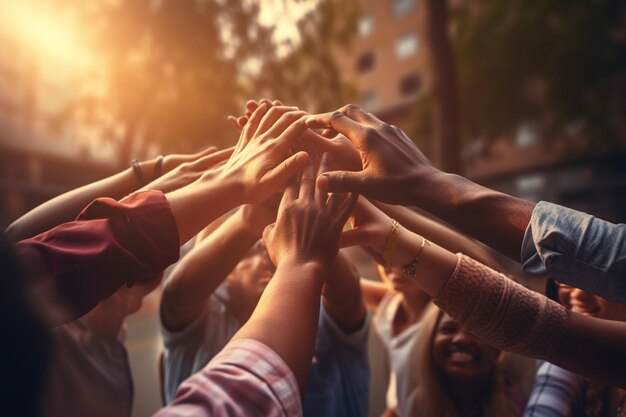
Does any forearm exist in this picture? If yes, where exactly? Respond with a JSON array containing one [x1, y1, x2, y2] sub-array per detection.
[[434, 254, 568, 359], [359, 278, 389, 310], [232, 260, 326, 394], [161, 211, 260, 330], [15, 191, 179, 325], [411, 172, 535, 261], [322, 251, 366, 332], [374, 201, 501, 269], [166, 169, 243, 244], [5, 167, 143, 242]]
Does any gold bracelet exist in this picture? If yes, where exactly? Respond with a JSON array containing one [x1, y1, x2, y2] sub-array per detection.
[[401, 237, 430, 277], [382, 219, 400, 266]]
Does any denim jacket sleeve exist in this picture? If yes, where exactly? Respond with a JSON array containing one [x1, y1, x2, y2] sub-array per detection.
[[521, 201, 626, 303]]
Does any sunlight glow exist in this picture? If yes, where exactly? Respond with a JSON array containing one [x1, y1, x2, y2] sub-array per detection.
[[0, 1, 91, 68]]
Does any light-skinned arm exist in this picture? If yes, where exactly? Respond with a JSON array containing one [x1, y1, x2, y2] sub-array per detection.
[[359, 278, 390, 311], [161, 203, 274, 331], [342, 196, 626, 389], [233, 154, 357, 393], [166, 104, 311, 244], [372, 202, 502, 270], [4, 146, 229, 242]]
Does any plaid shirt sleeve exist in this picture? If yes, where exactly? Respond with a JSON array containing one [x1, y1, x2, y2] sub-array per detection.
[[523, 362, 584, 417], [154, 338, 302, 417]]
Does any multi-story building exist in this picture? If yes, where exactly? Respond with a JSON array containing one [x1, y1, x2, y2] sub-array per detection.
[[337, 0, 425, 133], [338, 0, 626, 224]]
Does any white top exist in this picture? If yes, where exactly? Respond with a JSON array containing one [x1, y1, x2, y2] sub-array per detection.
[[372, 292, 424, 417]]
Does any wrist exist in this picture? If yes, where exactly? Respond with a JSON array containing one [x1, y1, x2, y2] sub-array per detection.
[[212, 168, 246, 206], [236, 207, 265, 238], [277, 257, 328, 280]]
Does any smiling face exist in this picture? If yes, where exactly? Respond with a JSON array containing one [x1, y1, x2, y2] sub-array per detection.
[[432, 313, 501, 382]]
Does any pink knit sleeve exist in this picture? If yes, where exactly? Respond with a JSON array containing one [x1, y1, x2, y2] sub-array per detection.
[[435, 254, 569, 359]]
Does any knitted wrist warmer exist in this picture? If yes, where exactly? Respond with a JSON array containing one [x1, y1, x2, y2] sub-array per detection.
[[435, 254, 569, 359]]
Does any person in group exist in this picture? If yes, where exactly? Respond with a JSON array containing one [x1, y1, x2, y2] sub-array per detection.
[[5, 103, 331, 416], [305, 105, 626, 303], [359, 202, 501, 417], [408, 304, 526, 417], [42, 274, 162, 417], [524, 281, 626, 417], [305, 104, 626, 388], [160, 198, 369, 417], [5, 143, 232, 417]]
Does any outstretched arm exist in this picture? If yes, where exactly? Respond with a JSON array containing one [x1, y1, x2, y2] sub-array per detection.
[[15, 105, 312, 325], [161, 200, 277, 331], [233, 154, 357, 393], [306, 105, 535, 260], [342, 196, 626, 389], [4, 147, 227, 242], [322, 250, 367, 332], [373, 202, 502, 270]]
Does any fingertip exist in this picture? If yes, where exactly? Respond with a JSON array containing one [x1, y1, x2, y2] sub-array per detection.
[[295, 151, 311, 166], [246, 100, 258, 111], [316, 174, 330, 192]]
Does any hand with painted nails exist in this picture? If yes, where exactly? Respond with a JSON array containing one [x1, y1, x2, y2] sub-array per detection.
[[306, 104, 440, 205], [221, 103, 311, 204], [263, 152, 358, 269]]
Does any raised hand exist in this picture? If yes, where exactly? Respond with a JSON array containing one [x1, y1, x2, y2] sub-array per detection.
[[306, 104, 440, 205], [263, 153, 357, 269], [230, 99, 362, 172], [341, 196, 424, 268], [221, 103, 313, 204], [227, 99, 282, 130]]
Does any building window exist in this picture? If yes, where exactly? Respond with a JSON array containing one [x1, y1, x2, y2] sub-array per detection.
[[356, 51, 375, 73], [395, 33, 419, 60], [358, 15, 374, 38], [399, 73, 421, 96], [361, 91, 378, 110], [394, 0, 414, 17]]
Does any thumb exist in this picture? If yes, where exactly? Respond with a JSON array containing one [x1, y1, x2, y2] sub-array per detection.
[[262, 151, 310, 189], [317, 170, 366, 194]]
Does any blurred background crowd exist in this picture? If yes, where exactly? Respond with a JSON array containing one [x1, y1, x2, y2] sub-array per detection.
[[1, 0, 625, 416]]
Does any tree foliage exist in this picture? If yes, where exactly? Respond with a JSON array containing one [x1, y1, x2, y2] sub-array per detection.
[[57, 0, 358, 166], [253, 0, 360, 113], [454, 0, 626, 150]]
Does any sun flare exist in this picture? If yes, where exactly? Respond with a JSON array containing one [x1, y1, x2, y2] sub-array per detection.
[[0, 1, 91, 67]]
